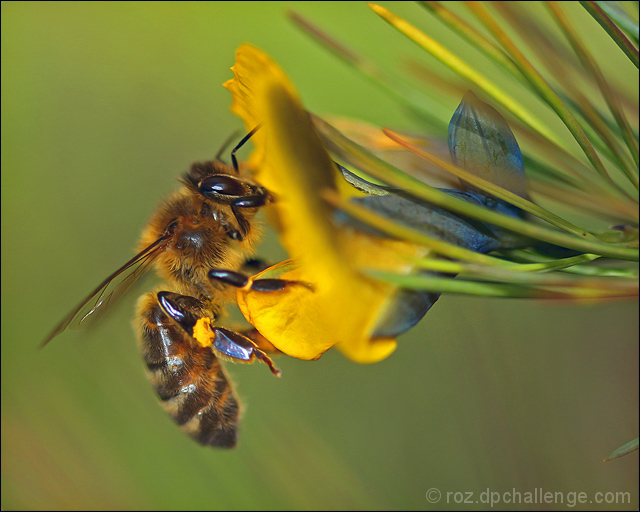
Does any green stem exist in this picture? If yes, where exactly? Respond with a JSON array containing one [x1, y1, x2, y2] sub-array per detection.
[[316, 116, 639, 261], [581, 1, 639, 68]]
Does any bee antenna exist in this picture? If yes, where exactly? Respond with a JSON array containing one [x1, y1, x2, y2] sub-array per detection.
[[215, 129, 242, 162], [230, 124, 262, 174]]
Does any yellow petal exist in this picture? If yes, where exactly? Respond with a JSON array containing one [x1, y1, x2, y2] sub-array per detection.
[[335, 336, 397, 364], [236, 261, 334, 361], [226, 44, 424, 362]]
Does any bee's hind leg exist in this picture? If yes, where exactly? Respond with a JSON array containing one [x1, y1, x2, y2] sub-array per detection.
[[157, 291, 281, 377], [209, 326, 281, 377], [240, 327, 280, 355], [207, 268, 313, 359]]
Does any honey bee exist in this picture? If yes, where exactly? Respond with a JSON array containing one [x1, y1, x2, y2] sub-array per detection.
[[42, 127, 286, 448]]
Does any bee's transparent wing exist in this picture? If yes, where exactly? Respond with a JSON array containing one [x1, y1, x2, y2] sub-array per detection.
[[41, 235, 170, 347]]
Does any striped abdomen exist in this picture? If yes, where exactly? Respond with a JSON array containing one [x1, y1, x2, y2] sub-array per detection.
[[136, 292, 239, 448]]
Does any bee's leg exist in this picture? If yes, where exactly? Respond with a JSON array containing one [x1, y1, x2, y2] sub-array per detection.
[[209, 327, 281, 377], [137, 292, 239, 448], [156, 291, 209, 338], [208, 269, 311, 293], [230, 191, 270, 240], [207, 269, 310, 359], [157, 291, 281, 377], [241, 327, 280, 355]]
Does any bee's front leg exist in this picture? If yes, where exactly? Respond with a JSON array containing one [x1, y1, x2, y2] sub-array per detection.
[[229, 190, 271, 240], [207, 269, 311, 293], [157, 291, 281, 377]]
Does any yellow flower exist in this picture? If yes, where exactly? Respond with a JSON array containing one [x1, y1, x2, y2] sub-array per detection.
[[224, 44, 428, 363], [220, 3, 638, 463], [222, 38, 638, 365]]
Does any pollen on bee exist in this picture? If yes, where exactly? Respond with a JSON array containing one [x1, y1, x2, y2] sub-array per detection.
[[193, 317, 215, 347]]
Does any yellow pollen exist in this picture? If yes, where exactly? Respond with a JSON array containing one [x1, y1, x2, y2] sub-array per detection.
[[193, 317, 214, 347]]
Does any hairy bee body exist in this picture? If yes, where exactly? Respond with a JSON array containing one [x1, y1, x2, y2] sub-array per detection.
[[134, 160, 265, 448], [137, 292, 240, 447], [139, 162, 262, 299], [42, 126, 287, 448], [43, 129, 278, 448]]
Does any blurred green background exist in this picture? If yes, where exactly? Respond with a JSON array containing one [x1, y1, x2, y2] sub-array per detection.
[[2, 2, 638, 510]]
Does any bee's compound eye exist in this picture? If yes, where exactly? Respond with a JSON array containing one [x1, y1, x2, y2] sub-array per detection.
[[199, 175, 247, 198]]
